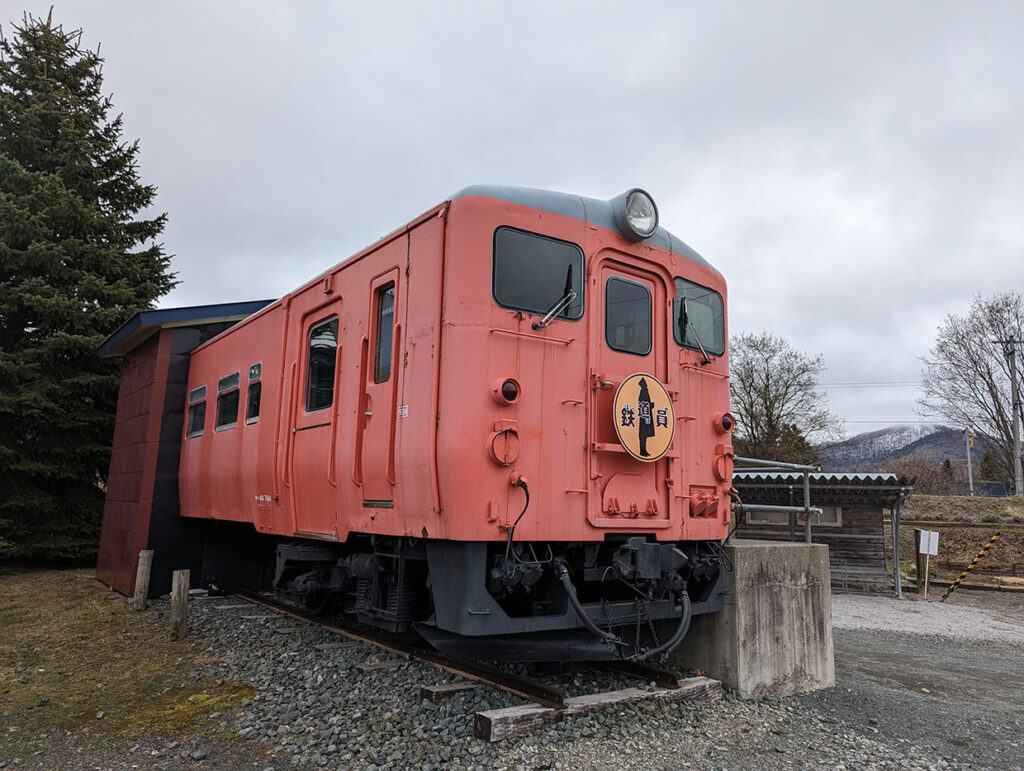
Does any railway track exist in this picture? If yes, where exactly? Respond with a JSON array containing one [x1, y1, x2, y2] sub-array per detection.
[[230, 589, 683, 710]]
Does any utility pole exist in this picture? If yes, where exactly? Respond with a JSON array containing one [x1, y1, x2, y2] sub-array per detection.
[[964, 428, 975, 496], [997, 339, 1024, 497]]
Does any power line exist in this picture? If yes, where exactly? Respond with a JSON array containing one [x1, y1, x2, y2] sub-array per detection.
[[815, 381, 920, 389], [842, 419, 941, 424]]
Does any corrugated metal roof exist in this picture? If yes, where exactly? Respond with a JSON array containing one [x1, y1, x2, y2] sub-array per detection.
[[733, 471, 904, 486]]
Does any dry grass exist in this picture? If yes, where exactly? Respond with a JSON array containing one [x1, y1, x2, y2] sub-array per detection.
[[0, 568, 258, 765], [903, 493, 1024, 523]]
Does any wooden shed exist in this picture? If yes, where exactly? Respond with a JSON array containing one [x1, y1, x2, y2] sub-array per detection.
[[732, 472, 912, 595], [96, 300, 273, 597]]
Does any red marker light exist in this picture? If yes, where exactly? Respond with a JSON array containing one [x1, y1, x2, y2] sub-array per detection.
[[501, 379, 519, 403]]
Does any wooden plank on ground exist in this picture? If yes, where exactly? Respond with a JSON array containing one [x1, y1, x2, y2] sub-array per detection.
[[474, 676, 722, 742], [313, 641, 363, 651], [274, 626, 315, 633], [356, 659, 406, 672], [212, 603, 252, 610], [240, 614, 281, 620], [420, 682, 482, 703]]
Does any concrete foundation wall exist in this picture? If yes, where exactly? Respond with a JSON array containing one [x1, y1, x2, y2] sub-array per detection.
[[670, 540, 835, 698]]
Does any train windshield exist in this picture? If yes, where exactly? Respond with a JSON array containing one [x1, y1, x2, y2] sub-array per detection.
[[492, 227, 584, 320], [673, 278, 725, 356]]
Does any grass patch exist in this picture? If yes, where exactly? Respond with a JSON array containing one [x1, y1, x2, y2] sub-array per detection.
[[1, 568, 260, 764]]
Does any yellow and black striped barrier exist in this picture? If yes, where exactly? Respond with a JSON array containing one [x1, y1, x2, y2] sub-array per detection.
[[939, 532, 1001, 602]]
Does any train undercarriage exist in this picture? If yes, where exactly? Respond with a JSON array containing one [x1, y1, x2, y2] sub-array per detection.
[[273, 535, 725, 661]]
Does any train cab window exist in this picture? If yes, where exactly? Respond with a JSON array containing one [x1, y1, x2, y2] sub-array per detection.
[[306, 317, 339, 411], [605, 277, 651, 355], [186, 385, 206, 438], [215, 372, 240, 431], [246, 363, 262, 424], [673, 278, 725, 357], [374, 284, 395, 383], [492, 227, 584, 321]]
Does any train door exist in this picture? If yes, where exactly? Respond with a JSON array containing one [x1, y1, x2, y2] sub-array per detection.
[[357, 271, 401, 506], [289, 307, 342, 537], [588, 257, 674, 529]]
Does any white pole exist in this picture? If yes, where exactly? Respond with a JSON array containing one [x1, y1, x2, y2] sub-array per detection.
[[965, 429, 975, 496]]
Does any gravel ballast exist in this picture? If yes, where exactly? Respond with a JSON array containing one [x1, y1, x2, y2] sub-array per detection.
[[148, 588, 1023, 770], [4, 573, 1021, 769]]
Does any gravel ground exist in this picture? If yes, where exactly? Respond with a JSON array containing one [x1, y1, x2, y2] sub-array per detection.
[[4, 584, 1021, 770], [831, 592, 1024, 643], [84, 589, 1018, 771]]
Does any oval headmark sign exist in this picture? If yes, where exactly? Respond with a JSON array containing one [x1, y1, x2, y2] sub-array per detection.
[[612, 373, 676, 462]]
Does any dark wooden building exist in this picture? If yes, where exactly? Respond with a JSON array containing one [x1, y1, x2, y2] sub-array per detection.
[[96, 300, 273, 597], [732, 472, 912, 595]]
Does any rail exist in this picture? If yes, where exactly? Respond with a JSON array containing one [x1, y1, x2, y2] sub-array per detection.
[[232, 589, 689, 711]]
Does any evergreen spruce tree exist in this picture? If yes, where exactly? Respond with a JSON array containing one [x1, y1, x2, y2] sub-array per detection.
[[0, 11, 175, 561]]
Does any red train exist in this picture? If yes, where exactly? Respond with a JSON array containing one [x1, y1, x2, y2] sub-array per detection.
[[177, 185, 733, 660]]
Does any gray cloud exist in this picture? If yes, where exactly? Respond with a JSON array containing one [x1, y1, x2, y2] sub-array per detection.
[[14, 1, 1024, 432]]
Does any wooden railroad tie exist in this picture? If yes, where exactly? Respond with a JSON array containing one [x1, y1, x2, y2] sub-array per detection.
[[313, 641, 364, 652], [355, 659, 407, 673], [240, 614, 281, 620], [420, 682, 483, 703], [274, 625, 316, 634], [474, 675, 723, 742], [212, 603, 253, 610]]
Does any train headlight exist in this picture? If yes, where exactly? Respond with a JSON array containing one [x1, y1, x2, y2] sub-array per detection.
[[611, 188, 659, 242]]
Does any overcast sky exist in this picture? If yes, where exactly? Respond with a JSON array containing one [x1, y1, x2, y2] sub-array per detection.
[[11, 2, 1024, 437]]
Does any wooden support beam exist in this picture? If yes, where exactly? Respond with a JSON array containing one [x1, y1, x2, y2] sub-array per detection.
[[420, 682, 482, 703], [132, 550, 153, 611], [313, 642, 364, 651], [169, 570, 190, 641], [355, 659, 406, 673], [474, 676, 722, 742]]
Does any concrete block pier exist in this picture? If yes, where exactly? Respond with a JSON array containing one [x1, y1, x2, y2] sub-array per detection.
[[670, 540, 835, 698]]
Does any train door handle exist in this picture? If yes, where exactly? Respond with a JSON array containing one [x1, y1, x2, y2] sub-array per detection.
[[364, 410, 373, 418]]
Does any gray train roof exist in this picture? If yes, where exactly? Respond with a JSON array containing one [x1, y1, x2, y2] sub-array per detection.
[[453, 185, 716, 273]]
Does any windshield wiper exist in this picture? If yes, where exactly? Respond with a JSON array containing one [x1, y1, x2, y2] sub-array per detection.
[[679, 297, 711, 365], [533, 264, 577, 330]]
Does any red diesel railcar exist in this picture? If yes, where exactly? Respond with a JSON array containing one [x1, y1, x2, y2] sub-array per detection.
[[178, 185, 733, 660]]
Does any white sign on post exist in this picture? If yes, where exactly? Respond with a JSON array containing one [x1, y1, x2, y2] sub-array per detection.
[[918, 530, 939, 556], [917, 529, 939, 599]]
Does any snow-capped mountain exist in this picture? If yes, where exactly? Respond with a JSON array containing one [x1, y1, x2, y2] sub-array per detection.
[[818, 424, 963, 470]]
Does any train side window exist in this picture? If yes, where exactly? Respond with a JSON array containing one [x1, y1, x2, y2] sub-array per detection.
[[246, 382, 261, 424], [186, 385, 207, 438], [215, 372, 240, 431], [306, 317, 339, 411], [673, 278, 725, 356], [374, 284, 395, 384], [492, 227, 584, 320], [605, 277, 651, 355], [246, 363, 262, 424]]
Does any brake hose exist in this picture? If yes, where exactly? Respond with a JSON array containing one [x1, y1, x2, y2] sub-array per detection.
[[633, 591, 692, 662], [553, 560, 622, 646]]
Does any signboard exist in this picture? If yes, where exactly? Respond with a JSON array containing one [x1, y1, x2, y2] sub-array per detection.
[[918, 530, 939, 556], [612, 373, 675, 462]]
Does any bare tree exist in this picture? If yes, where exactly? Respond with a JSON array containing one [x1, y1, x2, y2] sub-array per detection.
[[729, 332, 844, 464], [918, 292, 1023, 492]]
